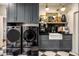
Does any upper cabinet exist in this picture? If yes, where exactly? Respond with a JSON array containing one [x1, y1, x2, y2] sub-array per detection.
[[31, 3, 39, 24], [7, 4, 17, 22], [16, 4, 24, 22], [24, 4, 32, 24], [7, 3, 39, 23], [24, 3, 39, 24], [7, 3, 24, 22]]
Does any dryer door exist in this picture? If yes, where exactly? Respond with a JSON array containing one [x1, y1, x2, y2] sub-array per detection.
[[23, 29, 36, 42], [7, 29, 20, 42]]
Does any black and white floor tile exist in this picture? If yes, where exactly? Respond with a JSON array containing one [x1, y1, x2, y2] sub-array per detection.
[[0, 49, 78, 56], [39, 51, 78, 56]]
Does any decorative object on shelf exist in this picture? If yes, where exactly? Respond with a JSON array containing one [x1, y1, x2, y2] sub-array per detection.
[[58, 26, 63, 33], [61, 14, 67, 22], [51, 26, 55, 32], [46, 13, 58, 22], [40, 23, 46, 32], [51, 26, 57, 33], [58, 26, 69, 34], [63, 26, 69, 34], [46, 13, 58, 17], [55, 16, 62, 22], [48, 16, 54, 22], [39, 15, 48, 22]]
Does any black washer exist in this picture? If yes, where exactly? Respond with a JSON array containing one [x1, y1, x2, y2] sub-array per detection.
[[23, 29, 36, 42], [7, 29, 20, 42]]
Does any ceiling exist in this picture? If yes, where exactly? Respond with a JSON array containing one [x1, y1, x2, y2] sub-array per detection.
[[39, 3, 72, 13], [39, 3, 72, 7]]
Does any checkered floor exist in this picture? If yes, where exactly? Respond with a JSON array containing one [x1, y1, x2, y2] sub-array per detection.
[[0, 49, 78, 56], [39, 51, 78, 56], [0, 40, 78, 56]]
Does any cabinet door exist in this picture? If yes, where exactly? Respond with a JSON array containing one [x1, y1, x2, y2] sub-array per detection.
[[62, 40, 72, 50], [7, 4, 16, 22], [31, 3, 39, 24], [16, 4, 24, 22], [40, 40, 60, 50], [24, 4, 32, 24], [60, 35, 72, 50], [39, 35, 60, 50]]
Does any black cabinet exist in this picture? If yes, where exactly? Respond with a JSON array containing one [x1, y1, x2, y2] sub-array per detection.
[[24, 3, 39, 24], [7, 3, 39, 23], [60, 34, 72, 50], [62, 40, 72, 50], [24, 3, 32, 24], [16, 4, 24, 22], [39, 34, 72, 51], [40, 40, 60, 50], [7, 3, 24, 22], [32, 3, 39, 24], [39, 35, 60, 50], [7, 4, 17, 22]]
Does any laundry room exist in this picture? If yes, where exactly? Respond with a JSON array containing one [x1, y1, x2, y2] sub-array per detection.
[[0, 3, 79, 56]]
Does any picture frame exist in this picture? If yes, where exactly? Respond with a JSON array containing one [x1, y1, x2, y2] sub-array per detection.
[[46, 13, 58, 17]]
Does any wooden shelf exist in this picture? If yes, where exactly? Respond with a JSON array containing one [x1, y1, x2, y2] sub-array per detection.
[[39, 22, 68, 25]]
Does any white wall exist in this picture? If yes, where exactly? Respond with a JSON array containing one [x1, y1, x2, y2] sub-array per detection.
[[39, 3, 71, 16], [39, 4, 68, 16], [0, 5, 6, 48], [67, 3, 79, 54], [67, 4, 78, 34], [0, 5, 6, 17], [0, 16, 3, 48]]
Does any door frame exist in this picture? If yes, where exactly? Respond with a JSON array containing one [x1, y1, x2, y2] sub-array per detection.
[[73, 11, 79, 54]]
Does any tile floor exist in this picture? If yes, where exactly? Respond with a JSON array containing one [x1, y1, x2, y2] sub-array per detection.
[[0, 49, 78, 56], [39, 51, 78, 56]]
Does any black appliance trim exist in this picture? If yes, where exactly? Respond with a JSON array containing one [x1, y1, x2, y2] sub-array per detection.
[[23, 28, 36, 42], [21, 25, 23, 54]]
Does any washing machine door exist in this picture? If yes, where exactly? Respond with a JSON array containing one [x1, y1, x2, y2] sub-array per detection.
[[24, 29, 36, 42], [7, 29, 20, 42]]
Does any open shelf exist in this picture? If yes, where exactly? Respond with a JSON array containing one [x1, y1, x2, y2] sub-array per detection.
[[39, 21, 68, 35], [39, 22, 68, 25]]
